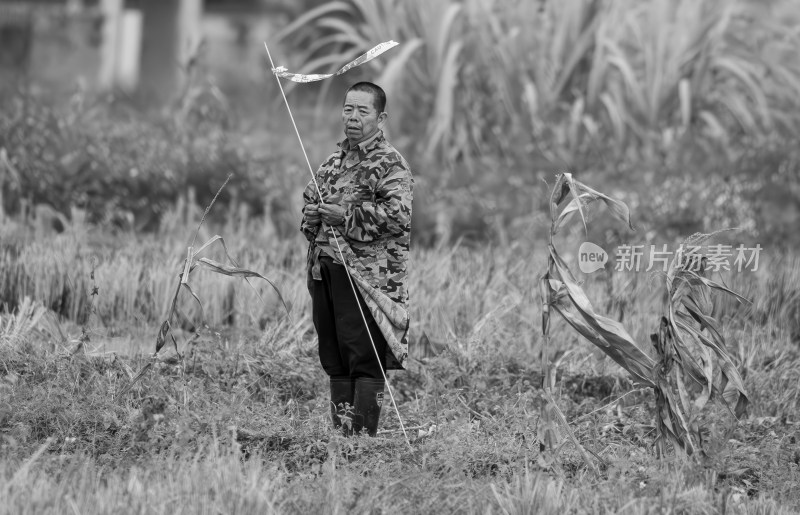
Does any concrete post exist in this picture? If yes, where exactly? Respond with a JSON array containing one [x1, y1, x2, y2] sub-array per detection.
[[116, 9, 143, 91], [99, 0, 202, 99], [139, 0, 203, 101], [98, 0, 123, 89]]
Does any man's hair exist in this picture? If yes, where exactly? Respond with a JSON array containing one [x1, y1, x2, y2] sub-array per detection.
[[345, 82, 386, 113]]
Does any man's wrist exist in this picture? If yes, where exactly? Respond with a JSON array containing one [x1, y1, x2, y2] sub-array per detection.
[[334, 206, 348, 226]]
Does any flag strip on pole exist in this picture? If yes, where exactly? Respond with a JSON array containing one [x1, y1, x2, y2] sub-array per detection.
[[272, 40, 399, 83]]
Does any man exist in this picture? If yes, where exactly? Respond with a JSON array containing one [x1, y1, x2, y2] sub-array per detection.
[[300, 82, 413, 436]]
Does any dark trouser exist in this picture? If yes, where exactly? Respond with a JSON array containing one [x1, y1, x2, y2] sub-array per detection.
[[312, 256, 387, 379]]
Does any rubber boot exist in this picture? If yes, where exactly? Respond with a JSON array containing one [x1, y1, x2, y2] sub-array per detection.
[[353, 378, 385, 436], [329, 376, 354, 431]]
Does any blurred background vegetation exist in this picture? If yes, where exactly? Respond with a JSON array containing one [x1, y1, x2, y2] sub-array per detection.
[[1, 0, 799, 250]]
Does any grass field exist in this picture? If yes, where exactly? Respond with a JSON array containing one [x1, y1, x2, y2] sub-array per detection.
[[2, 0, 800, 510], [2, 213, 799, 514]]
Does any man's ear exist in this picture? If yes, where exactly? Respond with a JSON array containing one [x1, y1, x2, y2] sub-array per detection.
[[378, 112, 388, 127]]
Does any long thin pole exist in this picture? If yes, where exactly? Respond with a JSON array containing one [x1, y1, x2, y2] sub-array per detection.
[[264, 42, 410, 447]]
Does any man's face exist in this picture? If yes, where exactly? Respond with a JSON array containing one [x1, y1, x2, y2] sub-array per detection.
[[342, 90, 386, 146]]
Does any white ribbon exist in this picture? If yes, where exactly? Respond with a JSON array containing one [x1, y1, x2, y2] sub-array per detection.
[[272, 40, 399, 82]]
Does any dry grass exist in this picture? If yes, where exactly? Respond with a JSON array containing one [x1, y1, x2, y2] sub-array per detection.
[[1, 210, 799, 513]]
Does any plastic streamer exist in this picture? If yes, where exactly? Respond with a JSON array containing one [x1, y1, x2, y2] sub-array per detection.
[[271, 40, 399, 83]]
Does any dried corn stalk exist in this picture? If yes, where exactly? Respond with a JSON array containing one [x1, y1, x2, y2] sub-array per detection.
[[540, 173, 748, 457], [651, 232, 749, 455], [120, 177, 291, 396]]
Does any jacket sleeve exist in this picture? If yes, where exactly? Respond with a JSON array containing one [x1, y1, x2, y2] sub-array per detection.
[[342, 161, 413, 243], [300, 177, 321, 242]]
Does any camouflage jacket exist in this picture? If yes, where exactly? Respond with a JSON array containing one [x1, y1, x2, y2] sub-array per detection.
[[301, 130, 414, 369]]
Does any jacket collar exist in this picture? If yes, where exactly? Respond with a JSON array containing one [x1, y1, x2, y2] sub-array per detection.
[[338, 129, 385, 157]]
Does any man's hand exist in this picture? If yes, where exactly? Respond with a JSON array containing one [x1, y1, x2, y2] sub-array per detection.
[[304, 203, 321, 226], [318, 202, 345, 226]]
